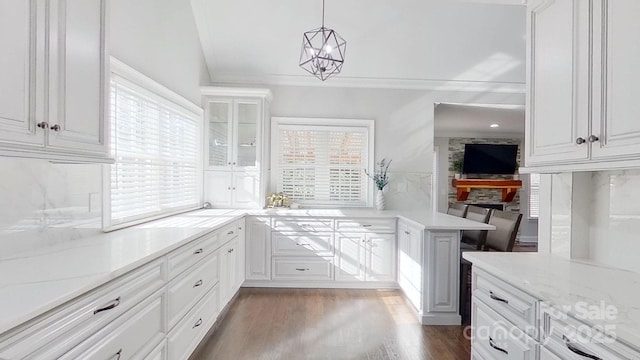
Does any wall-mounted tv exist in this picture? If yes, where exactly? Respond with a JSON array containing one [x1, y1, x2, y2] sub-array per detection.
[[462, 144, 518, 174]]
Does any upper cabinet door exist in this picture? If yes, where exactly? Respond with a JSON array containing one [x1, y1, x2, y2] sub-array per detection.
[[206, 100, 233, 170], [525, 0, 590, 165], [0, 0, 44, 146], [590, 0, 640, 160], [233, 100, 259, 171], [47, 0, 108, 155]]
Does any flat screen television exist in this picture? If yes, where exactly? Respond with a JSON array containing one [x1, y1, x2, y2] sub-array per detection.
[[462, 144, 518, 174]]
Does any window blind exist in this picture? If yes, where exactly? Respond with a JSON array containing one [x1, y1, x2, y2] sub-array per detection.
[[529, 173, 541, 219], [107, 74, 201, 227], [276, 124, 369, 206]]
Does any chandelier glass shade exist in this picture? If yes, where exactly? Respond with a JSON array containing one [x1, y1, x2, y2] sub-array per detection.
[[299, 0, 346, 81]]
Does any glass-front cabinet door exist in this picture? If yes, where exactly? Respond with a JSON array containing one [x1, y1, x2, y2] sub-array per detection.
[[207, 100, 233, 169], [233, 100, 259, 170]]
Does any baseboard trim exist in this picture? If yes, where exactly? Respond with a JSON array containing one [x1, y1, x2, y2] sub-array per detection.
[[242, 281, 399, 289], [420, 313, 462, 325]]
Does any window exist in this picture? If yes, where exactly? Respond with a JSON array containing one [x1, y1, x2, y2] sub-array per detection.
[[529, 173, 540, 219], [272, 118, 374, 207], [105, 60, 202, 229]]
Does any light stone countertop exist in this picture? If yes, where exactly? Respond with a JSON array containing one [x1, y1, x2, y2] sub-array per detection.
[[462, 252, 640, 351], [0, 208, 492, 335]]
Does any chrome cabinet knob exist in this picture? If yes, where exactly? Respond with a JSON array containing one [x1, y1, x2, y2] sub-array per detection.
[[36, 122, 49, 129], [50, 124, 61, 131], [576, 137, 586, 145], [588, 135, 600, 143]]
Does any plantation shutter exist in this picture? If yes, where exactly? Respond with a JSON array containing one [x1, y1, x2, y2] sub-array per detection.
[[529, 173, 540, 219], [277, 125, 369, 206], [108, 74, 201, 227]]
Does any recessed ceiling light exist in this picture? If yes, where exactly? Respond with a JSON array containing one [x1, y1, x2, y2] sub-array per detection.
[[490, 124, 500, 128]]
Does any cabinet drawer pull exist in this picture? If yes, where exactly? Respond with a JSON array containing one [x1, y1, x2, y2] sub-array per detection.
[[404, 230, 410, 235], [563, 335, 602, 360], [360, 224, 372, 227], [227, 230, 234, 235], [93, 297, 121, 315], [193, 318, 203, 328], [50, 124, 61, 132], [114, 349, 122, 360], [489, 337, 508, 355], [295, 268, 309, 271], [296, 242, 310, 246], [489, 291, 509, 304], [588, 135, 599, 143], [36, 121, 49, 129], [576, 137, 586, 145], [193, 279, 203, 287], [193, 248, 204, 254]]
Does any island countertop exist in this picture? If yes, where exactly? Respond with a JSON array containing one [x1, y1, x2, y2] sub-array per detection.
[[462, 252, 640, 352]]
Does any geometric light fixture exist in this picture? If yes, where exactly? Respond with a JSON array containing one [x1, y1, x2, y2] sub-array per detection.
[[299, 0, 346, 81]]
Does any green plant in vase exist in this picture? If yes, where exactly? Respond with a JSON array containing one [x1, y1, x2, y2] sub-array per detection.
[[453, 160, 463, 179], [365, 158, 392, 210]]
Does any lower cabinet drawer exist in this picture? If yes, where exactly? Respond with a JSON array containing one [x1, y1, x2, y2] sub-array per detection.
[[472, 297, 538, 360], [168, 285, 219, 360], [473, 268, 539, 340], [0, 260, 164, 360], [168, 231, 221, 279], [59, 289, 165, 360], [272, 232, 334, 257], [335, 218, 396, 233], [168, 251, 219, 329], [272, 257, 334, 281], [541, 305, 640, 360]]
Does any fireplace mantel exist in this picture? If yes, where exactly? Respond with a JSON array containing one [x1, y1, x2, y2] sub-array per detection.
[[452, 178, 522, 202]]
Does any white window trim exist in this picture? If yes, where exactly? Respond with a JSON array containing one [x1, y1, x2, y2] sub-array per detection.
[[270, 117, 375, 208], [528, 173, 540, 220], [102, 57, 204, 231]]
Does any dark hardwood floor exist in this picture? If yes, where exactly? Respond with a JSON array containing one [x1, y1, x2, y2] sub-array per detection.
[[191, 288, 470, 360]]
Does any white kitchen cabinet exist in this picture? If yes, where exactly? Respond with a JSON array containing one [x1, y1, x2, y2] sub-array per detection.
[[202, 87, 271, 208], [204, 171, 260, 209], [526, 0, 640, 171], [59, 290, 165, 360], [0, 0, 110, 163], [397, 220, 423, 312], [245, 217, 271, 281], [335, 233, 396, 283], [219, 237, 240, 305]]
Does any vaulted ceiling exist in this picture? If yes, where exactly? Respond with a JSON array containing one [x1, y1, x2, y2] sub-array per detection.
[[190, 0, 527, 87]]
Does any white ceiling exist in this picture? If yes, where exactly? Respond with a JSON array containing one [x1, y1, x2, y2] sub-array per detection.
[[434, 103, 525, 137], [190, 0, 527, 87]]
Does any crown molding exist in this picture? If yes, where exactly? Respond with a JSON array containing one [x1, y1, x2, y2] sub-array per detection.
[[207, 73, 526, 94], [200, 86, 273, 102]]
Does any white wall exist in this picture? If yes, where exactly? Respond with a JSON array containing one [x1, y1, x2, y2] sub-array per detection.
[[269, 85, 525, 211], [110, 0, 209, 104]]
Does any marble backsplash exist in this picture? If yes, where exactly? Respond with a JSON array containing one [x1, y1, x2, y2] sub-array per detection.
[[0, 157, 103, 256], [383, 171, 432, 211], [590, 169, 640, 274]]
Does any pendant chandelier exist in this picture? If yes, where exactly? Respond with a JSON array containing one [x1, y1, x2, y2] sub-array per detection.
[[299, 0, 346, 81]]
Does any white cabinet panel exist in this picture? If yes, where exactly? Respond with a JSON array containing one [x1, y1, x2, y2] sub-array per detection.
[[204, 171, 233, 208], [335, 233, 366, 282], [367, 233, 396, 282], [336, 232, 395, 283], [397, 221, 422, 311], [47, 0, 107, 154], [591, 0, 640, 160], [0, 0, 43, 146], [219, 237, 239, 305], [526, 0, 590, 165], [425, 231, 458, 313], [245, 217, 271, 281], [232, 172, 260, 208]]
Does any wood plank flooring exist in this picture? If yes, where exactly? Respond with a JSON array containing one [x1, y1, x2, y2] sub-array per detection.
[[191, 288, 470, 360]]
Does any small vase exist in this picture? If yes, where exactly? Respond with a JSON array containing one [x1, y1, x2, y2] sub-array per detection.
[[375, 189, 385, 210]]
